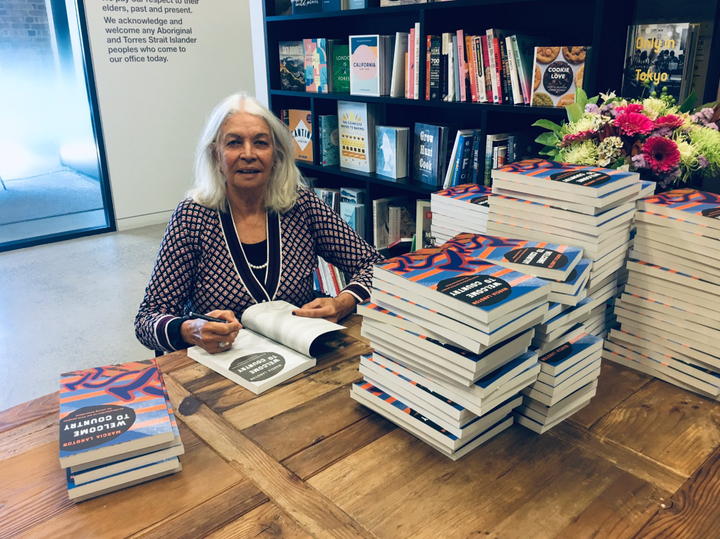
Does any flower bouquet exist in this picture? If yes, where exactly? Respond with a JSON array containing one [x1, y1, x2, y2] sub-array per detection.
[[533, 89, 720, 191]]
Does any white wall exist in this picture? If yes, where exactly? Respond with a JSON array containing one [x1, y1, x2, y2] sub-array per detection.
[[83, 0, 256, 229], [250, 0, 268, 108]]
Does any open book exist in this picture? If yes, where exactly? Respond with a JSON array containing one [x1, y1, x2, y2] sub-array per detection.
[[186, 301, 344, 394]]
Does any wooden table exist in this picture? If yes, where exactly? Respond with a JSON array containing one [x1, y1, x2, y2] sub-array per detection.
[[3, 315, 720, 539]]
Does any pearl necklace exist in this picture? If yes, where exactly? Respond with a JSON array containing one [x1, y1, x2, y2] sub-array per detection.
[[248, 261, 268, 270]]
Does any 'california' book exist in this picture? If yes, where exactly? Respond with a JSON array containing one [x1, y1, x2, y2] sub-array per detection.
[[59, 359, 175, 469]]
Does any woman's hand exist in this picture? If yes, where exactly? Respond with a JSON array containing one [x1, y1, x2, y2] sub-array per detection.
[[293, 293, 358, 323], [181, 310, 242, 354]]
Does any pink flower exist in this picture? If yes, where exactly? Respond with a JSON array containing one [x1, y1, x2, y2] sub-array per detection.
[[561, 130, 595, 147], [616, 104, 644, 114], [615, 112, 654, 136], [642, 136, 681, 173], [654, 114, 684, 130]]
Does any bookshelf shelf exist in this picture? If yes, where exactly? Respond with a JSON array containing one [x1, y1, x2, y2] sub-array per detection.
[[297, 163, 439, 194]]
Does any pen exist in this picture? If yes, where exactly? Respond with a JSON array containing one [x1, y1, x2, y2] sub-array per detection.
[[187, 312, 230, 324]]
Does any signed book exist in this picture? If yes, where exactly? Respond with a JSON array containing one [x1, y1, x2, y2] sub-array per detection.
[[187, 301, 343, 394], [59, 359, 175, 470]]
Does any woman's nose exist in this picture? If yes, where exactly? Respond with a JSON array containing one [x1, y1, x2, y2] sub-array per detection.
[[240, 141, 255, 160]]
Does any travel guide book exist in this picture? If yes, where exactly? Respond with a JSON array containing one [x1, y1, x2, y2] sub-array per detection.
[[491, 159, 640, 198], [374, 246, 551, 324], [441, 232, 583, 281], [59, 359, 174, 469], [187, 301, 343, 394]]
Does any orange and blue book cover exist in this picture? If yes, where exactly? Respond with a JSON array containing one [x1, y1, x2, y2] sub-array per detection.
[[59, 359, 174, 468]]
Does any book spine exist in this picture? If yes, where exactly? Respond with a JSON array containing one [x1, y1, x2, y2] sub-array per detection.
[[480, 36, 495, 103], [498, 37, 511, 103], [492, 37, 503, 103], [466, 35, 477, 103], [317, 38, 328, 93], [459, 135, 474, 184], [425, 35, 432, 100], [507, 134, 516, 163], [429, 36, 441, 100], [405, 51, 409, 99], [471, 130, 481, 183], [408, 27, 415, 100], [505, 36, 522, 104], [452, 35, 460, 102], [328, 262, 342, 296], [511, 36, 529, 104], [440, 53, 448, 101], [474, 36, 486, 103], [456, 30, 466, 102], [292, 0, 322, 14], [449, 134, 464, 187], [413, 23, 420, 99]]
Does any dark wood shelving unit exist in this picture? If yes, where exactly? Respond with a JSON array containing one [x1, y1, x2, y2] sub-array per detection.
[[263, 0, 720, 238]]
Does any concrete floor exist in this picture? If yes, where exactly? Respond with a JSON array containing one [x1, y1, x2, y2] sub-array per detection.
[[0, 223, 167, 412]]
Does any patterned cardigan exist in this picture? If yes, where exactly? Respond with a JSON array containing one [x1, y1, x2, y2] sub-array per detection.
[[135, 189, 383, 351]]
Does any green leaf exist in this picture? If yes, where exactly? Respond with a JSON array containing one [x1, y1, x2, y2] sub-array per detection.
[[575, 88, 588, 109], [611, 157, 625, 169], [566, 102, 584, 123], [679, 89, 697, 113], [535, 132, 560, 146], [539, 146, 560, 157], [588, 96, 599, 105], [532, 119, 563, 134]]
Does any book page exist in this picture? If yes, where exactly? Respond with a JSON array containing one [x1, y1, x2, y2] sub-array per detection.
[[241, 300, 344, 356]]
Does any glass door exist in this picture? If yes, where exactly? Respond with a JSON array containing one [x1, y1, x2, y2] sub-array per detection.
[[0, 0, 114, 252]]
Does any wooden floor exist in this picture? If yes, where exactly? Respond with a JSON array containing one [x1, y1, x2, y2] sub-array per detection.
[[3, 315, 720, 539]]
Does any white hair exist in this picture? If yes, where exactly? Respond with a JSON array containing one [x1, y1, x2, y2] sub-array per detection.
[[188, 93, 304, 213]]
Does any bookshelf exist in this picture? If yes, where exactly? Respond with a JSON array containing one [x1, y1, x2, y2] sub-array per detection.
[[262, 0, 720, 240]]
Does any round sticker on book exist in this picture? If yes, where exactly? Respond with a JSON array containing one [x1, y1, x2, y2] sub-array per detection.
[[549, 170, 612, 187], [230, 352, 286, 382], [543, 60, 573, 96], [504, 247, 569, 270], [700, 207, 720, 219], [469, 196, 489, 205], [436, 275, 511, 307], [59, 405, 135, 452]]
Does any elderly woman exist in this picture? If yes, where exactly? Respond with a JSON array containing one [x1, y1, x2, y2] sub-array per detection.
[[135, 93, 382, 354]]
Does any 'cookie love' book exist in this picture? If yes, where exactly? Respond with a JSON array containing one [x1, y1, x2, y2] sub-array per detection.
[[530, 46, 589, 108], [59, 359, 174, 469], [187, 301, 343, 395]]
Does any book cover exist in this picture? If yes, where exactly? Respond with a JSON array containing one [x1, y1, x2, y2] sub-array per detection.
[[531, 46, 588, 107], [373, 195, 406, 250], [414, 123, 446, 187], [274, 0, 292, 16], [338, 100, 375, 172], [390, 32, 409, 98], [323, 0, 347, 10], [637, 189, 720, 229], [621, 23, 697, 102], [376, 126, 409, 179], [292, 0, 321, 14], [318, 114, 339, 166], [340, 186, 366, 204], [289, 109, 313, 163], [279, 41, 305, 91], [188, 301, 343, 395], [434, 183, 492, 207], [350, 35, 381, 96], [349, 0, 366, 7], [332, 44, 351, 93], [340, 201, 365, 236], [304, 38, 328, 93], [59, 359, 174, 469]]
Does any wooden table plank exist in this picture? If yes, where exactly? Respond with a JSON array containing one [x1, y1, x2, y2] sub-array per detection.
[[157, 350, 195, 374], [3, 422, 246, 539], [552, 472, 667, 539], [0, 393, 58, 434], [633, 442, 720, 539], [591, 379, 720, 477], [203, 502, 314, 539], [570, 361, 652, 429], [283, 413, 396, 480], [226, 359, 363, 433], [130, 481, 269, 539], [0, 413, 57, 463], [164, 373, 377, 539], [549, 421, 688, 493]]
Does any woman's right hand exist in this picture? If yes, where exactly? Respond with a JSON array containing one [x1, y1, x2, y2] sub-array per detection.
[[181, 310, 242, 354]]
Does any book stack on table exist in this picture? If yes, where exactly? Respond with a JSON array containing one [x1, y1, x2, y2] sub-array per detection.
[[430, 184, 492, 245], [353, 241, 552, 459], [59, 360, 183, 502], [516, 331, 603, 433], [488, 159, 653, 338], [603, 190, 720, 399]]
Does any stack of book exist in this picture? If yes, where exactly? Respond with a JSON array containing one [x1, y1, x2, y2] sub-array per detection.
[[59, 360, 183, 502], [516, 331, 603, 433], [603, 190, 720, 399], [354, 241, 552, 459], [430, 184, 492, 245], [488, 159, 648, 337]]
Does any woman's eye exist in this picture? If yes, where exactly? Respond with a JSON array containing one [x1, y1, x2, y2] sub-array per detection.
[[256, 140, 268, 147], [227, 140, 240, 146]]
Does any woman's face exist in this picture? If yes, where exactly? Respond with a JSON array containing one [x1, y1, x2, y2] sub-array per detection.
[[216, 112, 275, 194]]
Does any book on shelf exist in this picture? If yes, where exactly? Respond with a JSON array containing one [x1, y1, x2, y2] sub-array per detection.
[[388, 201, 415, 245], [483, 132, 512, 184], [415, 199, 432, 250], [480, 35, 494, 103], [621, 23, 699, 103], [292, 0, 321, 14], [413, 22, 420, 99], [304, 38, 328, 93], [340, 186, 366, 204], [373, 195, 406, 250], [332, 43, 351, 93], [314, 187, 340, 211], [485, 28, 511, 103], [289, 109, 313, 163], [427, 35, 442, 100], [59, 359, 176, 470], [456, 29, 468, 102], [279, 41, 305, 91], [349, 34, 393, 97], [338, 100, 380, 172], [508, 35, 548, 105], [531, 46, 589, 107], [413, 123, 449, 188], [390, 32, 409, 98], [443, 129, 477, 189], [325, 39, 343, 93], [187, 301, 343, 394], [340, 200, 366, 237], [275, 0, 292, 16], [376, 126, 409, 179], [443, 33, 456, 102], [322, 0, 348, 10], [318, 115, 339, 166], [348, 0, 367, 8]]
